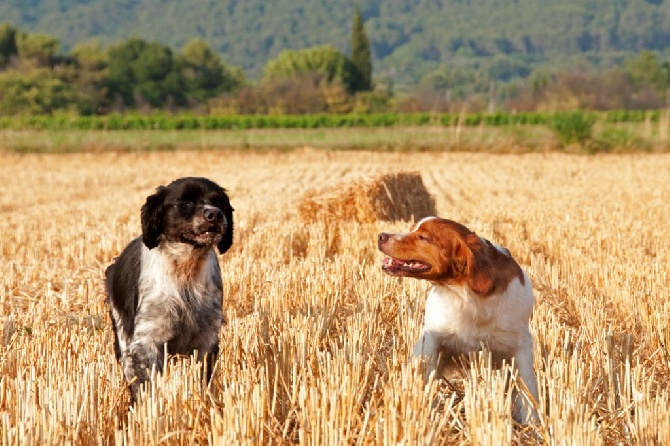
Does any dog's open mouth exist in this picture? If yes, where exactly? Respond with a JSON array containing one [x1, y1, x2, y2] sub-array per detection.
[[381, 256, 430, 274], [185, 229, 223, 246]]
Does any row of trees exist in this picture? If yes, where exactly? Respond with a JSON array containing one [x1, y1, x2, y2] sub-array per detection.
[[3, 14, 670, 115], [0, 8, 373, 115], [0, 22, 244, 114], [7, 0, 670, 88]]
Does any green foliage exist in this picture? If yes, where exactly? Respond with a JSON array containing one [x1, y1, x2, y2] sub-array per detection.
[[594, 127, 652, 152], [419, 67, 485, 98], [0, 28, 249, 115], [181, 39, 244, 100], [105, 38, 150, 106], [624, 51, 668, 90], [350, 7, 372, 92], [603, 110, 659, 123], [118, 40, 185, 107], [5, 22, 670, 116], [181, 39, 224, 99], [0, 111, 616, 132], [104, 37, 243, 109], [0, 23, 18, 67], [0, 68, 77, 114], [15, 32, 60, 66], [6, 1, 670, 88], [352, 91, 391, 113], [264, 45, 357, 92], [548, 112, 596, 145], [67, 40, 108, 114], [487, 55, 531, 82], [70, 40, 107, 71]]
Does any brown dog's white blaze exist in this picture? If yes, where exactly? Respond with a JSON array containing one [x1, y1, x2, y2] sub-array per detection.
[[378, 217, 525, 297]]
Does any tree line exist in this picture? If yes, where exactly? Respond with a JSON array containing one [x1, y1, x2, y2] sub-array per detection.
[[3, 13, 670, 116], [6, 0, 670, 88], [0, 8, 372, 116]]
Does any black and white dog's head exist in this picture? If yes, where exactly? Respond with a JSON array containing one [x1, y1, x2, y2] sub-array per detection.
[[140, 177, 234, 253]]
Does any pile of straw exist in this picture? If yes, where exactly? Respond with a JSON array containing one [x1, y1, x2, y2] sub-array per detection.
[[298, 171, 436, 223]]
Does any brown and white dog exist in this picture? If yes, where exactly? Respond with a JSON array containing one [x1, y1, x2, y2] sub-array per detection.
[[378, 216, 539, 423]]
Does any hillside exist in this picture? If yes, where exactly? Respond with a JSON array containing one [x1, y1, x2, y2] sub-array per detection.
[[2, 0, 670, 86]]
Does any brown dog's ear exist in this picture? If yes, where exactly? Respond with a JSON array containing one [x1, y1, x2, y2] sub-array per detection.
[[467, 265, 495, 296], [450, 237, 470, 279], [141, 186, 168, 249], [464, 236, 495, 295]]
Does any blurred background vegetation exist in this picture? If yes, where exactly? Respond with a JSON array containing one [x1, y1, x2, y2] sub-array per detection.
[[3, 0, 670, 116]]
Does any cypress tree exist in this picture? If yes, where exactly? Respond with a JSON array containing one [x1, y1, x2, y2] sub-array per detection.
[[350, 6, 372, 91], [0, 24, 18, 67]]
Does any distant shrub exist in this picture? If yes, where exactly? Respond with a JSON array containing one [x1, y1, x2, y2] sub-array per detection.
[[603, 110, 658, 123], [548, 112, 596, 145], [593, 127, 651, 152]]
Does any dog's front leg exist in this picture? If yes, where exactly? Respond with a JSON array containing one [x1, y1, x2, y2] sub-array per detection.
[[123, 340, 164, 399], [411, 331, 442, 382], [512, 333, 540, 423]]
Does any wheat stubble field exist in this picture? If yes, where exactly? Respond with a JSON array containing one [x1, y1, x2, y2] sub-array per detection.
[[0, 149, 669, 445]]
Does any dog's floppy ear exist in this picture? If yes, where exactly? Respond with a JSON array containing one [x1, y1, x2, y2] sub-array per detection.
[[467, 263, 494, 295], [217, 204, 234, 254], [141, 186, 168, 249], [450, 240, 470, 280], [463, 236, 495, 296]]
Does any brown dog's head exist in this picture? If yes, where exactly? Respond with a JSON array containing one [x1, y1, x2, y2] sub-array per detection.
[[378, 216, 524, 296]]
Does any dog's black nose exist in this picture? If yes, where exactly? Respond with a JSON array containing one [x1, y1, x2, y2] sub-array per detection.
[[378, 233, 389, 249], [204, 207, 224, 222]]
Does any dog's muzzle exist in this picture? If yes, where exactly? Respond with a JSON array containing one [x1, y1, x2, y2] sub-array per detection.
[[202, 205, 227, 233]]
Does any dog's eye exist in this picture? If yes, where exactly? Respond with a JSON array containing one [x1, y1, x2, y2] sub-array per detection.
[[418, 234, 431, 242], [180, 201, 195, 211]]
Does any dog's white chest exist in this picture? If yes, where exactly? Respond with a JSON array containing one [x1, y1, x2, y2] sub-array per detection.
[[422, 279, 533, 356], [134, 244, 222, 350], [423, 285, 495, 346]]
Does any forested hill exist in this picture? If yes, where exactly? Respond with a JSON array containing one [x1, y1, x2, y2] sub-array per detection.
[[3, 0, 670, 85]]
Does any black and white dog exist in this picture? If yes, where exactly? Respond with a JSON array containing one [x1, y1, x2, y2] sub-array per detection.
[[105, 177, 234, 398]]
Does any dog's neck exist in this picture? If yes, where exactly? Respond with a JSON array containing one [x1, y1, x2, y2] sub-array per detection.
[[159, 242, 213, 286]]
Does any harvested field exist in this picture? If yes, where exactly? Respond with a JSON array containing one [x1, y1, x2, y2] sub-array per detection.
[[0, 149, 669, 444]]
